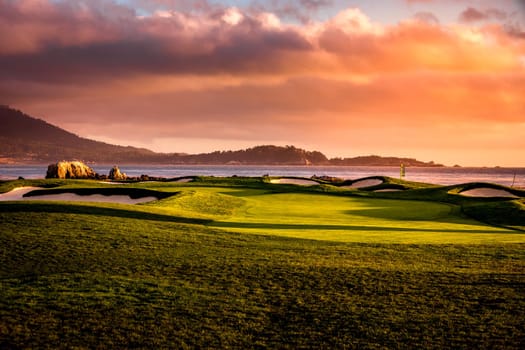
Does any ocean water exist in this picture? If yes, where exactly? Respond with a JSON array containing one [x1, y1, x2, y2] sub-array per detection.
[[0, 164, 524, 187]]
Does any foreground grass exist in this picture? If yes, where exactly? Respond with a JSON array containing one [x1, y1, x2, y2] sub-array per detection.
[[1, 178, 524, 348]]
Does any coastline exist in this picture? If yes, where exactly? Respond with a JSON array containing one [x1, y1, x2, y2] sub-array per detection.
[[1, 164, 524, 187]]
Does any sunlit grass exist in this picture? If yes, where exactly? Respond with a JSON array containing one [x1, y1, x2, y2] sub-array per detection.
[[141, 186, 522, 244]]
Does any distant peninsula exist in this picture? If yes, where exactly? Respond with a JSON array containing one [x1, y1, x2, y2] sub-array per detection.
[[0, 106, 443, 167]]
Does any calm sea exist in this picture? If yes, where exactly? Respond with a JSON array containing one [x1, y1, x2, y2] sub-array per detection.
[[1, 164, 524, 187]]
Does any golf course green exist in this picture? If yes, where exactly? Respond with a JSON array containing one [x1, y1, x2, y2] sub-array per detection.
[[1, 176, 524, 348]]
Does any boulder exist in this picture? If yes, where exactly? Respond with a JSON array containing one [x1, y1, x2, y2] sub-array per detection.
[[109, 165, 127, 180], [46, 161, 97, 179]]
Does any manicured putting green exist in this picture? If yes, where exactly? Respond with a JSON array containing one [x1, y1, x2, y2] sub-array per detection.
[[144, 187, 520, 244]]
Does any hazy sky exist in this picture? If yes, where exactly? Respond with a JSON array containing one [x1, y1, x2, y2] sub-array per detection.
[[1, 0, 524, 166]]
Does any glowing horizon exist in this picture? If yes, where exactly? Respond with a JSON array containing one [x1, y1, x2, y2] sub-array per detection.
[[1, 0, 524, 167]]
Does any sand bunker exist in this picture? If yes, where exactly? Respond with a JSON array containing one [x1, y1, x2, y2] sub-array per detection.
[[374, 189, 403, 192], [0, 187, 157, 204], [270, 178, 319, 186], [174, 178, 193, 183], [459, 188, 519, 198], [0, 187, 39, 201], [342, 179, 383, 189]]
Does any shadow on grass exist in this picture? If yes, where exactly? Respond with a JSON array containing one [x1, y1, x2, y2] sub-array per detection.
[[462, 200, 525, 232], [0, 202, 211, 226], [340, 206, 466, 225], [209, 221, 512, 234], [24, 187, 176, 200]]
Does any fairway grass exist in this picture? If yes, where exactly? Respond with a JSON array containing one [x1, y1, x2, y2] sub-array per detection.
[[1, 178, 524, 348]]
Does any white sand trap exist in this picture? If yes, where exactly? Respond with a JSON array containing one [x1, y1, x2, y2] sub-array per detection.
[[270, 178, 319, 186], [342, 179, 383, 189], [174, 178, 193, 183], [374, 189, 402, 192], [0, 187, 156, 204], [459, 188, 519, 198], [0, 187, 40, 201]]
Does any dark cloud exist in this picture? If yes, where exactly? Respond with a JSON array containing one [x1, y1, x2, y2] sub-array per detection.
[[299, 0, 334, 11], [246, 0, 333, 23], [459, 7, 507, 23], [505, 23, 525, 39], [413, 11, 440, 25], [0, 29, 311, 83], [132, 0, 334, 23], [0, 0, 312, 83], [130, 0, 216, 13], [405, 0, 435, 3]]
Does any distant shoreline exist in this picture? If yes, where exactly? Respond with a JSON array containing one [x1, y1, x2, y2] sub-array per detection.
[[2, 164, 524, 188], [3, 162, 525, 168]]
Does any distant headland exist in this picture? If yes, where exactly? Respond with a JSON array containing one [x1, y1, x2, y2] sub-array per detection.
[[0, 105, 443, 167]]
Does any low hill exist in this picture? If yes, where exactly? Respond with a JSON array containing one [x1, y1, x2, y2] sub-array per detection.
[[0, 106, 443, 166], [177, 145, 328, 165], [0, 106, 165, 163], [330, 155, 441, 167]]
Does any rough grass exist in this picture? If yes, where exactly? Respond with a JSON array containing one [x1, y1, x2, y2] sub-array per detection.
[[1, 178, 524, 348], [462, 199, 525, 232]]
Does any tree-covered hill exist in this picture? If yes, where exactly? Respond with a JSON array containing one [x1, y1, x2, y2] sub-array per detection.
[[1, 105, 442, 166]]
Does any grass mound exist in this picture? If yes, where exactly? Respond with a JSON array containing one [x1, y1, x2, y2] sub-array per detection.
[[148, 190, 246, 218]]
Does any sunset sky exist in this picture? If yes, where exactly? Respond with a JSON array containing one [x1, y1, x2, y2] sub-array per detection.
[[1, 0, 524, 166]]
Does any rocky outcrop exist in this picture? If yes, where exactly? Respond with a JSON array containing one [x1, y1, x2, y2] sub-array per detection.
[[109, 165, 127, 180], [46, 161, 97, 179]]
